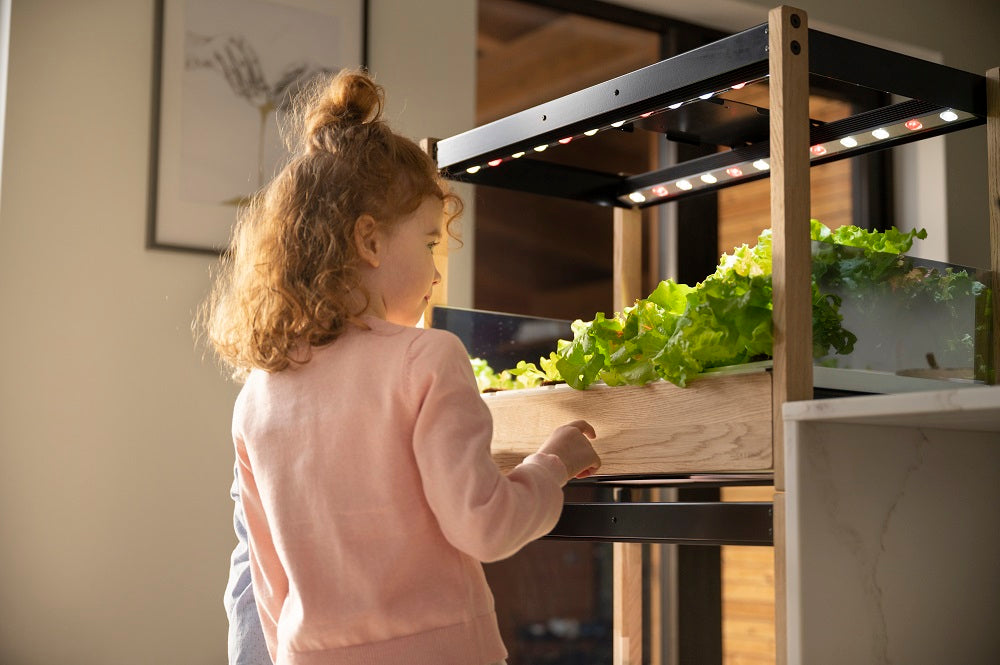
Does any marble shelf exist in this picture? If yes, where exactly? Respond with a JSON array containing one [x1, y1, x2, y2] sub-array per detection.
[[783, 385, 1000, 664]]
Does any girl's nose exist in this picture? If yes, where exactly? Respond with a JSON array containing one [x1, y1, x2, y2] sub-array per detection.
[[433, 265, 442, 285]]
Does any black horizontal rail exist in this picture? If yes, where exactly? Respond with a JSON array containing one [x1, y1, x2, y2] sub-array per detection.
[[808, 29, 986, 116], [436, 23, 770, 172], [546, 501, 774, 546]]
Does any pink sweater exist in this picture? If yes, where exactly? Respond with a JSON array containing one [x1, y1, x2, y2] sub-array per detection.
[[233, 316, 569, 665]]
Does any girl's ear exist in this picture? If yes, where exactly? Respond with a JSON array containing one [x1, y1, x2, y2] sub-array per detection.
[[354, 214, 381, 268]]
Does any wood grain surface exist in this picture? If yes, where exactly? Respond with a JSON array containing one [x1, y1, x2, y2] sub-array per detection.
[[484, 371, 773, 475], [768, 5, 813, 493], [614, 541, 644, 665], [614, 206, 643, 313]]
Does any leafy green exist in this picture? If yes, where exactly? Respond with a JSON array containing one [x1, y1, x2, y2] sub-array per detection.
[[809, 221, 988, 375], [555, 221, 862, 388], [473, 221, 989, 390], [810, 219, 926, 254], [471, 356, 561, 391]]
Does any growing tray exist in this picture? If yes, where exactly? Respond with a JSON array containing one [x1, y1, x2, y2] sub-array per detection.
[[484, 368, 773, 475]]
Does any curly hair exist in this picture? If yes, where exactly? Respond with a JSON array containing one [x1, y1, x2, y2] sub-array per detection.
[[199, 69, 462, 380]]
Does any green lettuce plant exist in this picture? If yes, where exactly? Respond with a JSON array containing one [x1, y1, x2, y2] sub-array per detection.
[[474, 221, 987, 390]]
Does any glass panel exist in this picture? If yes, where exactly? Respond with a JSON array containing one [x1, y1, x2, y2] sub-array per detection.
[[429, 306, 571, 370], [812, 240, 990, 383]]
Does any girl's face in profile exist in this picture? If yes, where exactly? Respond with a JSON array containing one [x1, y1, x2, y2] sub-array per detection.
[[365, 196, 444, 326]]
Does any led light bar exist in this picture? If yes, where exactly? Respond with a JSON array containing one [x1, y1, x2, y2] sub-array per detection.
[[615, 107, 975, 207], [453, 77, 768, 176]]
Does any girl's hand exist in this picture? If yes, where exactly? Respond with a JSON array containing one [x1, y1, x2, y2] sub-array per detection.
[[538, 419, 601, 480]]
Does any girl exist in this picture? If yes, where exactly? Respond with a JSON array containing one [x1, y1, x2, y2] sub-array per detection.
[[203, 69, 601, 665]]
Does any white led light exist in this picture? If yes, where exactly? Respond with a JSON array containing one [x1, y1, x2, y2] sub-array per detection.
[[840, 136, 859, 148], [700, 174, 718, 184], [584, 129, 599, 136], [699, 92, 714, 100], [611, 121, 626, 128], [466, 165, 481, 174], [533, 144, 548, 152], [628, 192, 647, 204], [752, 159, 769, 171], [676, 179, 693, 191], [940, 110, 959, 122], [668, 102, 683, 110], [511, 151, 525, 159], [872, 128, 890, 140]]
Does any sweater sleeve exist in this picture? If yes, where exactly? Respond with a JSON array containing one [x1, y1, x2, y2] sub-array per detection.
[[408, 330, 568, 563], [224, 462, 274, 665], [233, 426, 285, 665]]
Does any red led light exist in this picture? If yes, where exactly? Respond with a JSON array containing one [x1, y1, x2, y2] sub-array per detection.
[[905, 119, 923, 131], [487, 159, 502, 167], [726, 167, 743, 177], [810, 144, 827, 156], [652, 185, 669, 197], [558, 137, 573, 144]]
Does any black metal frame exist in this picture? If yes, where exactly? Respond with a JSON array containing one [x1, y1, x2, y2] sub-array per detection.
[[437, 24, 771, 173], [549, 501, 773, 545], [447, 11, 986, 550], [435, 24, 987, 209]]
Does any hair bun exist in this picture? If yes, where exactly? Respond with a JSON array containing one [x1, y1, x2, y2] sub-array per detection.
[[303, 69, 384, 151]]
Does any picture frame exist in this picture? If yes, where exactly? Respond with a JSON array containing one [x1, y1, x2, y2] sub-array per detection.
[[146, 0, 368, 254]]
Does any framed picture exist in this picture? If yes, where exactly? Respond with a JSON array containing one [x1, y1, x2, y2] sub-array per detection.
[[147, 0, 368, 253]]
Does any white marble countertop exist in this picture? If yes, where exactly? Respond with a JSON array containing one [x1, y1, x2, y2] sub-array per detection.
[[783, 384, 1000, 433], [782, 384, 1000, 664]]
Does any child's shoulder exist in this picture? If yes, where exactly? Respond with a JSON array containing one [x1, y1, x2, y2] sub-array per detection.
[[362, 317, 466, 357], [406, 324, 467, 359]]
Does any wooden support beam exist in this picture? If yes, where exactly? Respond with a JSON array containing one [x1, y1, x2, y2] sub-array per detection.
[[614, 541, 644, 665], [648, 538, 664, 665], [769, 7, 811, 665], [614, 206, 643, 312], [986, 68, 999, 384], [773, 490, 787, 665], [612, 205, 644, 665], [768, 5, 812, 492]]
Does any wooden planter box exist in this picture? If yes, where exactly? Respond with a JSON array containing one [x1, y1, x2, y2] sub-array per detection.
[[484, 369, 773, 475]]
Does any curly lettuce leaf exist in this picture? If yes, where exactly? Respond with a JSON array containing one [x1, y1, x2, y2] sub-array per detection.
[[477, 221, 987, 391]]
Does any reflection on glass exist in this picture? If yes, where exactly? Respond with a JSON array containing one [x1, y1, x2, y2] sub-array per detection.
[[811, 240, 990, 382]]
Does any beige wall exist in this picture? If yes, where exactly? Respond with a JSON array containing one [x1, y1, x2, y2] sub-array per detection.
[[0, 1, 474, 663], [0, 0, 995, 663]]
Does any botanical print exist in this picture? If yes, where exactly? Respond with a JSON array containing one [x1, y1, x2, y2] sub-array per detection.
[[180, 0, 343, 206]]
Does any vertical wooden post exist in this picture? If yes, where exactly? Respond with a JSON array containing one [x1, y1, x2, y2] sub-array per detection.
[[769, 7, 812, 665], [421, 138, 448, 323], [647, 535, 664, 665], [768, 4, 812, 490], [986, 68, 999, 384], [613, 206, 644, 665], [614, 206, 643, 312], [614, 540, 644, 665]]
